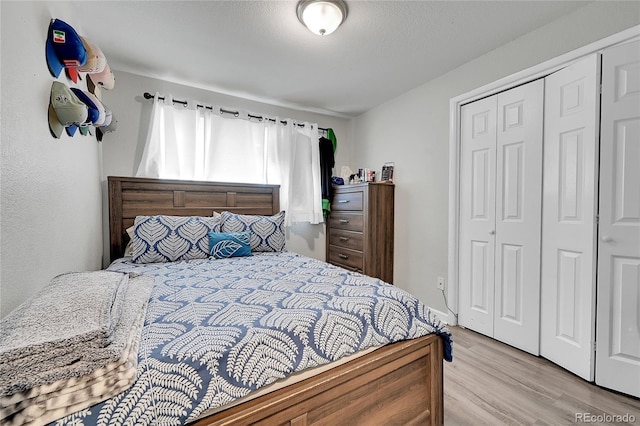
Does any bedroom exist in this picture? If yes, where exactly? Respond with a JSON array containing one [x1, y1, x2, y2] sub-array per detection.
[[1, 1, 639, 425]]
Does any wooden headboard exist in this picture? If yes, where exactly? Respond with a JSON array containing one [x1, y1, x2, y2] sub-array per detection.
[[108, 176, 280, 262]]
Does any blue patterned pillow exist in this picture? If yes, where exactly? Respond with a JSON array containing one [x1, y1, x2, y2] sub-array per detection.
[[208, 232, 253, 259], [132, 215, 221, 263], [220, 211, 286, 252]]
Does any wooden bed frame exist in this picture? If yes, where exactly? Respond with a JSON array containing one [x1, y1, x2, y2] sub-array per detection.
[[108, 176, 444, 425]]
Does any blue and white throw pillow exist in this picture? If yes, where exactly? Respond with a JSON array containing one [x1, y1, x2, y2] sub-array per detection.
[[220, 211, 286, 252], [208, 232, 253, 259], [132, 215, 221, 263]]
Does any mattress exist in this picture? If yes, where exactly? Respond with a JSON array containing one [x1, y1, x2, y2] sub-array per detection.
[[51, 251, 451, 425]]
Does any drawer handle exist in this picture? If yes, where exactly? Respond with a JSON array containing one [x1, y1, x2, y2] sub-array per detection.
[[338, 219, 350, 224], [339, 237, 349, 242], [339, 254, 349, 260], [338, 200, 350, 204]]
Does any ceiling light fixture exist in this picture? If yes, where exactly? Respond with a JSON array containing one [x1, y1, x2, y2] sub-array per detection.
[[297, 0, 348, 36]]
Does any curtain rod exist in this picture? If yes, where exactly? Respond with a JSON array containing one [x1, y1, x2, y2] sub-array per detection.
[[142, 92, 328, 132]]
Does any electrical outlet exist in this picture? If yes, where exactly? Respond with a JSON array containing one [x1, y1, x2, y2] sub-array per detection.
[[437, 276, 445, 290]]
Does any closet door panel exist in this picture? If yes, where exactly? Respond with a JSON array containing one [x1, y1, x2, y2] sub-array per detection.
[[596, 40, 640, 398], [494, 79, 544, 355], [541, 54, 600, 381], [459, 96, 497, 337]]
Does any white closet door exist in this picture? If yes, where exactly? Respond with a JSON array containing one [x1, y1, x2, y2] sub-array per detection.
[[493, 79, 544, 355], [540, 54, 600, 381], [459, 96, 497, 337], [596, 40, 640, 398]]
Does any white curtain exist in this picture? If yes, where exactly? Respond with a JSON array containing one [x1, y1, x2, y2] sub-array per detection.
[[265, 119, 323, 225], [136, 93, 323, 225]]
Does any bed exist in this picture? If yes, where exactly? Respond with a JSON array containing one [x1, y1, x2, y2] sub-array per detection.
[[7, 176, 451, 425]]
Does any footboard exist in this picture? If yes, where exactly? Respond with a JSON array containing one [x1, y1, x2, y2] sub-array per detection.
[[194, 334, 444, 426]]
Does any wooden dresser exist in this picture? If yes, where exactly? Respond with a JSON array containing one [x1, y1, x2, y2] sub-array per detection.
[[326, 182, 395, 283]]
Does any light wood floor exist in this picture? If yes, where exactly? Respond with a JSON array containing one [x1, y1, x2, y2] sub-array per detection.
[[444, 326, 640, 425]]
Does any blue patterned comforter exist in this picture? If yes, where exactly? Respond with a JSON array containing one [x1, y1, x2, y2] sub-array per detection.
[[54, 252, 452, 425]]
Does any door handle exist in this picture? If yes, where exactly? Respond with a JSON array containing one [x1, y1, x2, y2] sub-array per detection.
[[601, 235, 613, 243], [489, 229, 496, 235]]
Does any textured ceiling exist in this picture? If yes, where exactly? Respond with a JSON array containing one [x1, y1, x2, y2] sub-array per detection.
[[52, 1, 591, 117]]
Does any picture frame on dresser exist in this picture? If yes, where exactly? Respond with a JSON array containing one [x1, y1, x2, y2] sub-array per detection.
[[381, 162, 394, 182]]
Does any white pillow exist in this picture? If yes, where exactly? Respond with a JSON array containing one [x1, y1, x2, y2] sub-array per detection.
[[219, 211, 286, 252], [132, 215, 221, 263]]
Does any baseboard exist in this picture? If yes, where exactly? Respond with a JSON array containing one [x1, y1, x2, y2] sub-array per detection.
[[428, 306, 450, 325]]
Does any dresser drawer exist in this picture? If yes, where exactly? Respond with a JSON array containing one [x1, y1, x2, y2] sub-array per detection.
[[332, 191, 363, 211], [328, 246, 363, 272], [328, 229, 363, 251], [327, 213, 363, 232]]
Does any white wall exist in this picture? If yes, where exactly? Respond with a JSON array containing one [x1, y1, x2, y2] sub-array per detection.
[[3, 0, 637, 320], [0, 2, 104, 317], [99, 71, 352, 266], [352, 1, 640, 315]]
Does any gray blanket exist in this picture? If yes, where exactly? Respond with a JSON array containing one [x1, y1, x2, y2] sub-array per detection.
[[0, 271, 129, 370], [0, 272, 153, 397], [1, 307, 146, 426]]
